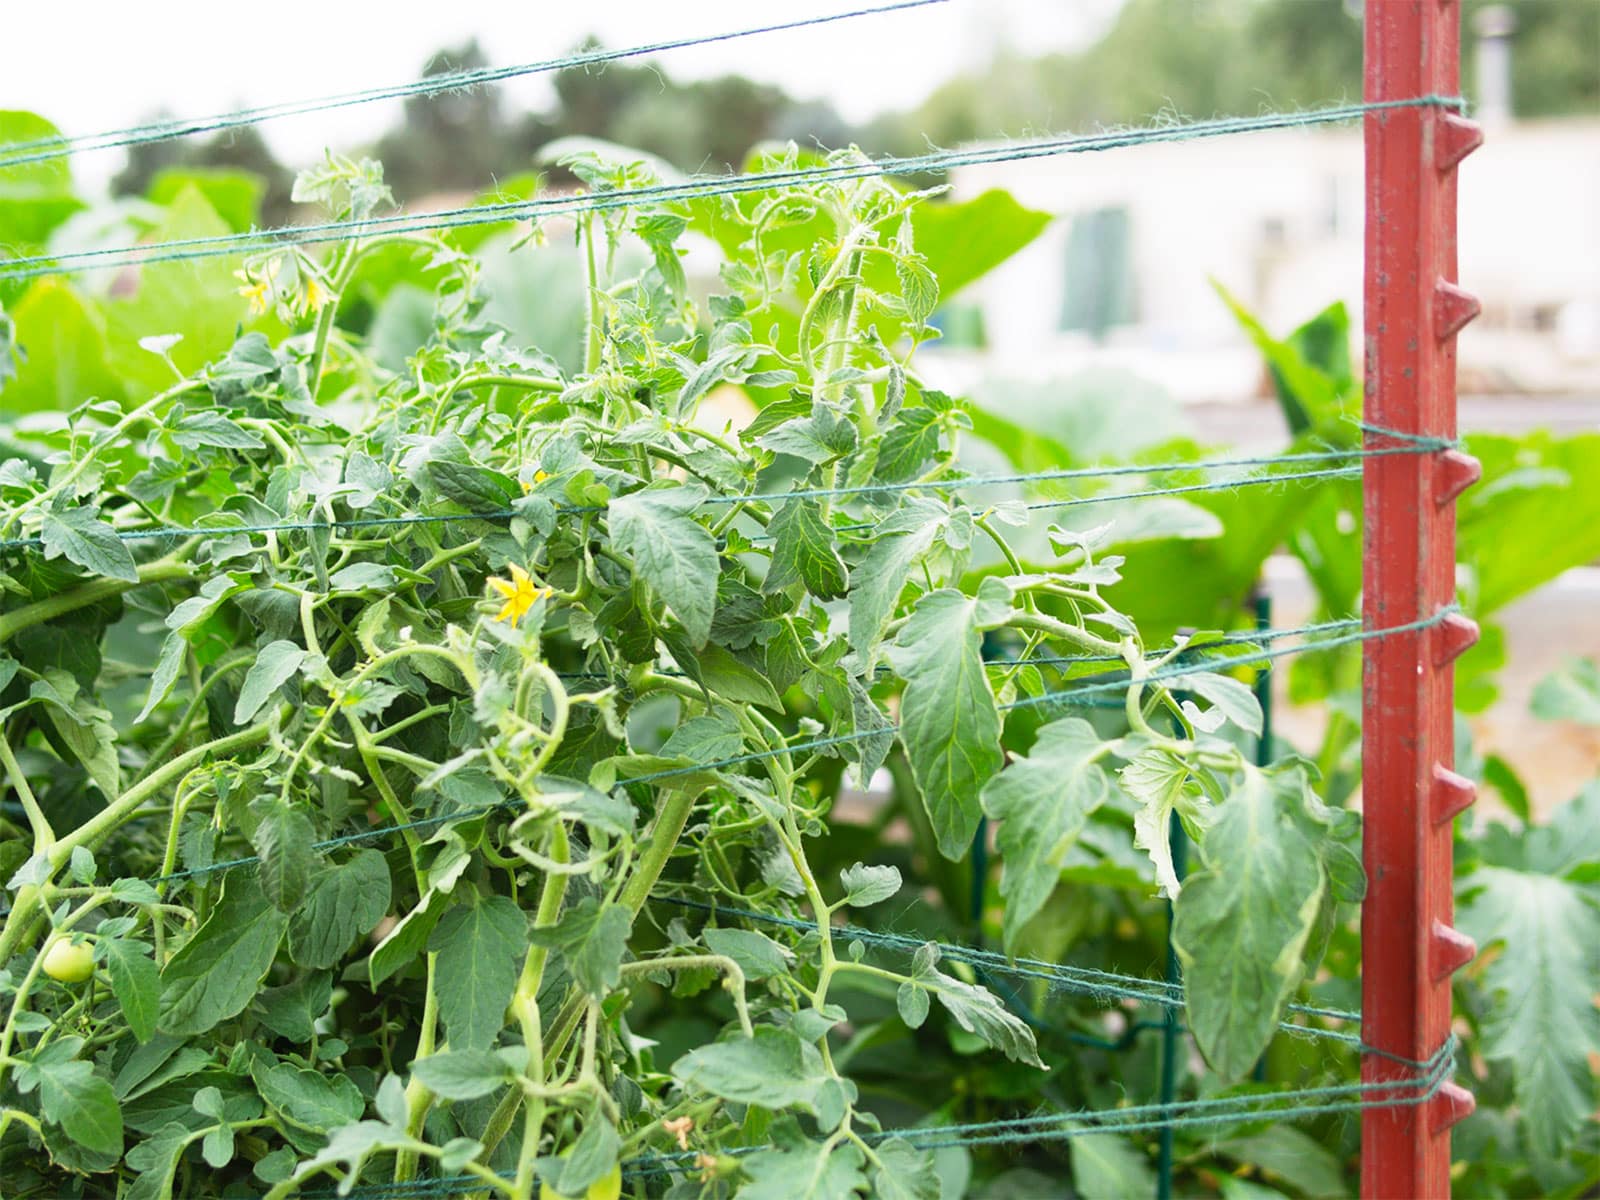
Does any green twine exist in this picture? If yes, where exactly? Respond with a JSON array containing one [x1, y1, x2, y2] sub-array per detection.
[[0, 430, 1446, 557], [0, 1, 947, 170], [322, 1039, 1455, 1197], [144, 608, 1452, 887], [652, 896, 1361, 1037], [0, 96, 1464, 283]]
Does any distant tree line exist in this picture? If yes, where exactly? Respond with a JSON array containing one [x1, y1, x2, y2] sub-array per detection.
[[112, 0, 1598, 216]]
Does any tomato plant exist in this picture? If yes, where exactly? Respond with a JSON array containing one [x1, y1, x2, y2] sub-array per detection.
[[0, 144, 1368, 1198]]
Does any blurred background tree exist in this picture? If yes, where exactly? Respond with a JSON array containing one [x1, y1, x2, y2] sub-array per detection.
[[107, 0, 1598, 209]]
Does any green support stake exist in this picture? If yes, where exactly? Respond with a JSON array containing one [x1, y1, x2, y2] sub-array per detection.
[[1157, 805, 1189, 1200]]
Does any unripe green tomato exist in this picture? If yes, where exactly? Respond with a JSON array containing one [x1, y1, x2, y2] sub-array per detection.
[[42, 939, 95, 984], [539, 1163, 622, 1200]]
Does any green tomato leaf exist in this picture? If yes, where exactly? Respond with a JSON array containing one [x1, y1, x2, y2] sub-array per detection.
[[1458, 863, 1600, 1162], [871, 1138, 942, 1200], [234, 639, 308, 725], [287, 849, 392, 968], [1071, 1131, 1158, 1200], [1177, 670, 1263, 736], [428, 895, 528, 1050], [36, 1057, 123, 1156], [100, 938, 161, 1043], [609, 484, 718, 648], [409, 1051, 516, 1101], [763, 497, 847, 600], [846, 500, 943, 656], [702, 927, 793, 981], [890, 581, 1012, 860], [738, 1130, 867, 1199], [39, 505, 138, 582], [252, 1062, 364, 1132], [1120, 748, 1204, 901], [1172, 768, 1326, 1079], [838, 862, 902, 908], [529, 897, 632, 998], [910, 942, 1043, 1068], [247, 797, 316, 913], [671, 1026, 828, 1112], [159, 875, 288, 1037], [980, 717, 1110, 947]]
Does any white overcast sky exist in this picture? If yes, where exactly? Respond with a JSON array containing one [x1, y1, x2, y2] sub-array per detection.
[[3, 1, 1121, 191]]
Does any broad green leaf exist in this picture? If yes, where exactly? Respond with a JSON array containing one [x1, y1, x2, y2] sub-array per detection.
[[159, 876, 289, 1037], [36, 1057, 123, 1156], [838, 862, 902, 908], [671, 1027, 828, 1112], [409, 1051, 515, 1100], [609, 484, 718, 647], [0, 110, 86, 252], [0, 280, 126, 415], [980, 717, 1110, 946], [234, 639, 308, 724], [428, 895, 528, 1050], [1458, 864, 1600, 1161], [39, 505, 138, 582], [702, 927, 793, 981], [1120, 748, 1202, 899], [763, 497, 847, 599], [890, 581, 1011, 860], [102, 184, 251, 398], [1071, 1131, 1158, 1200], [1460, 433, 1600, 617], [100, 938, 160, 1043], [253, 1062, 364, 1132], [1172, 769, 1326, 1079], [530, 898, 632, 998], [146, 167, 264, 233], [247, 797, 316, 913], [909, 943, 1043, 1068]]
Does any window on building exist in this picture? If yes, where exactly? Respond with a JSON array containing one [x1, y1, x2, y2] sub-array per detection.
[[1059, 206, 1137, 338]]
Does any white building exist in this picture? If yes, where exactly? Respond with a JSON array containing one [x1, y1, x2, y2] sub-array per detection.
[[940, 115, 1600, 401]]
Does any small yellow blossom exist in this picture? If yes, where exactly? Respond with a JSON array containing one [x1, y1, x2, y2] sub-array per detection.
[[301, 274, 331, 314], [521, 470, 550, 495], [235, 272, 271, 315], [694, 1153, 718, 1183], [488, 564, 549, 627], [661, 1116, 694, 1151]]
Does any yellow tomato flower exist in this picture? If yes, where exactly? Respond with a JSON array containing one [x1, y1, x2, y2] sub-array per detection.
[[235, 271, 271, 315], [301, 274, 331, 313], [489, 564, 549, 627]]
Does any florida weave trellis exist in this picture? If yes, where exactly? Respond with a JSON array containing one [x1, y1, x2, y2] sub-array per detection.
[[0, 3, 1484, 1197]]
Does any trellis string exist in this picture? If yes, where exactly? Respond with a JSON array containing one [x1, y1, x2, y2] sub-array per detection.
[[0, 97, 1465, 283], [0, 430, 1446, 555], [0, 1, 948, 169]]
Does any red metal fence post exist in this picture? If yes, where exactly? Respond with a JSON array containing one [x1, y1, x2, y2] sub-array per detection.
[[1362, 1, 1484, 1196]]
